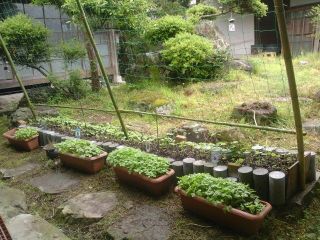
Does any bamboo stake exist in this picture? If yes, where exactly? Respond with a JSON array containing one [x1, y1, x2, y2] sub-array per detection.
[[0, 33, 37, 120], [274, 0, 306, 190], [34, 104, 306, 135], [75, 0, 128, 139]]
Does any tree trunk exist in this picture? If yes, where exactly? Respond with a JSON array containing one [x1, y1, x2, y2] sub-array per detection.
[[84, 34, 101, 92]]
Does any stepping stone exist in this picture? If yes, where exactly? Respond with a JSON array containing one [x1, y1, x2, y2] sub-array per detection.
[[7, 214, 70, 240], [0, 163, 40, 179], [58, 192, 118, 220], [108, 205, 170, 240], [0, 186, 27, 220], [28, 171, 81, 194]]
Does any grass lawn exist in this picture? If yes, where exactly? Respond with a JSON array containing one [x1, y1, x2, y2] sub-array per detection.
[[54, 54, 320, 153]]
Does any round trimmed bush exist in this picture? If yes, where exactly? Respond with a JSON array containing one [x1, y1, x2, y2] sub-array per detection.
[[161, 32, 228, 82], [187, 4, 219, 21], [145, 15, 194, 45]]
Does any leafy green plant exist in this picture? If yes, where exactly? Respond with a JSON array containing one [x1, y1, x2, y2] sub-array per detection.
[[0, 14, 51, 77], [178, 173, 264, 214], [187, 4, 219, 22], [57, 39, 86, 65], [55, 139, 103, 158], [145, 15, 194, 45], [161, 32, 228, 81], [108, 147, 170, 178], [14, 128, 38, 140]]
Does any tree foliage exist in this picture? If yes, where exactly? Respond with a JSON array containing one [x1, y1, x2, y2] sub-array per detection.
[[187, 3, 219, 21], [0, 14, 51, 75], [216, 0, 268, 17], [145, 15, 194, 45]]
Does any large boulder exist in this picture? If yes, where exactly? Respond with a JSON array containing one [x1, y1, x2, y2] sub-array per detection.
[[10, 106, 59, 126], [230, 59, 253, 72], [233, 102, 278, 125], [303, 119, 320, 135], [169, 123, 209, 143], [0, 93, 23, 115], [215, 127, 245, 142]]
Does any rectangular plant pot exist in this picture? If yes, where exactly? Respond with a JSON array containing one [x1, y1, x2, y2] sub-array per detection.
[[59, 152, 108, 174], [3, 128, 39, 151], [0, 216, 12, 240], [113, 167, 175, 196], [175, 187, 272, 236]]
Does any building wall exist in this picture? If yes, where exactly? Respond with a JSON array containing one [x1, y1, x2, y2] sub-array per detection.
[[291, 0, 320, 7]]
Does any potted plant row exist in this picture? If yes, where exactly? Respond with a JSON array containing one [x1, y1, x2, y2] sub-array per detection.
[[107, 147, 175, 196], [55, 139, 107, 174], [175, 173, 272, 235], [3, 127, 39, 151]]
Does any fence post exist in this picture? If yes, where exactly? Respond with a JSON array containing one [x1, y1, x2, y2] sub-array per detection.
[[75, 0, 128, 139], [0, 33, 37, 120], [274, 0, 306, 190]]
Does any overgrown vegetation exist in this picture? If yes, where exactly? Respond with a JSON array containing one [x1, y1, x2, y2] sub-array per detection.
[[178, 173, 264, 214], [14, 128, 38, 140], [186, 3, 219, 21], [108, 147, 170, 178], [55, 139, 103, 158]]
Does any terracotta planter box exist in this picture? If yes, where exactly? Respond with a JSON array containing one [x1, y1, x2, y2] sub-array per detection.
[[113, 166, 175, 196], [59, 152, 108, 174], [175, 187, 272, 236], [0, 216, 12, 240], [3, 128, 39, 151]]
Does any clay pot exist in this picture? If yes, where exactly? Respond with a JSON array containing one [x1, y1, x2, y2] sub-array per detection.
[[59, 152, 108, 174], [3, 128, 39, 151], [175, 187, 272, 236], [113, 167, 175, 196], [0, 216, 12, 240]]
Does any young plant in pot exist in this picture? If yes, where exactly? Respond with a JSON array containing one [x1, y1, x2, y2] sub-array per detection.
[[108, 147, 175, 196], [55, 139, 107, 174], [175, 173, 272, 235], [3, 127, 39, 151]]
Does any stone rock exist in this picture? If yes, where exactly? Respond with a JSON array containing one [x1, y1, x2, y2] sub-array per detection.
[[215, 128, 245, 142], [7, 214, 70, 240], [155, 105, 172, 115], [0, 163, 40, 179], [10, 107, 59, 126], [233, 102, 278, 125], [28, 171, 81, 194], [0, 93, 23, 115], [0, 185, 27, 220], [299, 60, 308, 65], [169, 123, 209, 143], [108, 205, 170, 240], [58, 192, 118, 220], [303, 119, 320, 134], [230, 59, 253, 72]]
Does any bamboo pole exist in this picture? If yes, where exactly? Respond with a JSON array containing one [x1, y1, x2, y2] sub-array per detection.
[[75, 0, 128, 139], [34, 103, 306, 135], [274, 0, 306, 190], [0, 33, 37, 120]]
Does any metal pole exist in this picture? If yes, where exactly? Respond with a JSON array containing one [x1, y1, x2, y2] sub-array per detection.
[[0, 33, 37, 120], [274, 0, 305, 190], [75, 0, 128, 139]]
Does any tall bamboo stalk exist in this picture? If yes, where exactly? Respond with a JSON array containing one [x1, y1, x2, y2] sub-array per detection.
[[274, 0, 305, 190], [75, 0, 128, 139], [0, 33, 37, 120]]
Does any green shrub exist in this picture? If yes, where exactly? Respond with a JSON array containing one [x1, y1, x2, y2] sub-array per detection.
[[108, 147, 170, 178], [55, 139, 103, 158], [178, 173, 264, 214], [145, 15, 194, 45], [187, 4, 219, 22], [14, 128, 38, 140], [0, 14, 50, 74], [49, 70, 89, 100], [57, 39, 86, 65], [161, 32, 228, 82]]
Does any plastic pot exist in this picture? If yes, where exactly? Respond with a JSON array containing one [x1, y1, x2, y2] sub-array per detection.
[[3, 128, 39, 151], [113, 166, 175, 196], [175, 187, 272, 236]]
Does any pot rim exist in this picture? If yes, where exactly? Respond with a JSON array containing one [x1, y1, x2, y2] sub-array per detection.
[[59, 151, 108, 161], [3, 128, 39, 142], [113, 166, 175, 183]]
